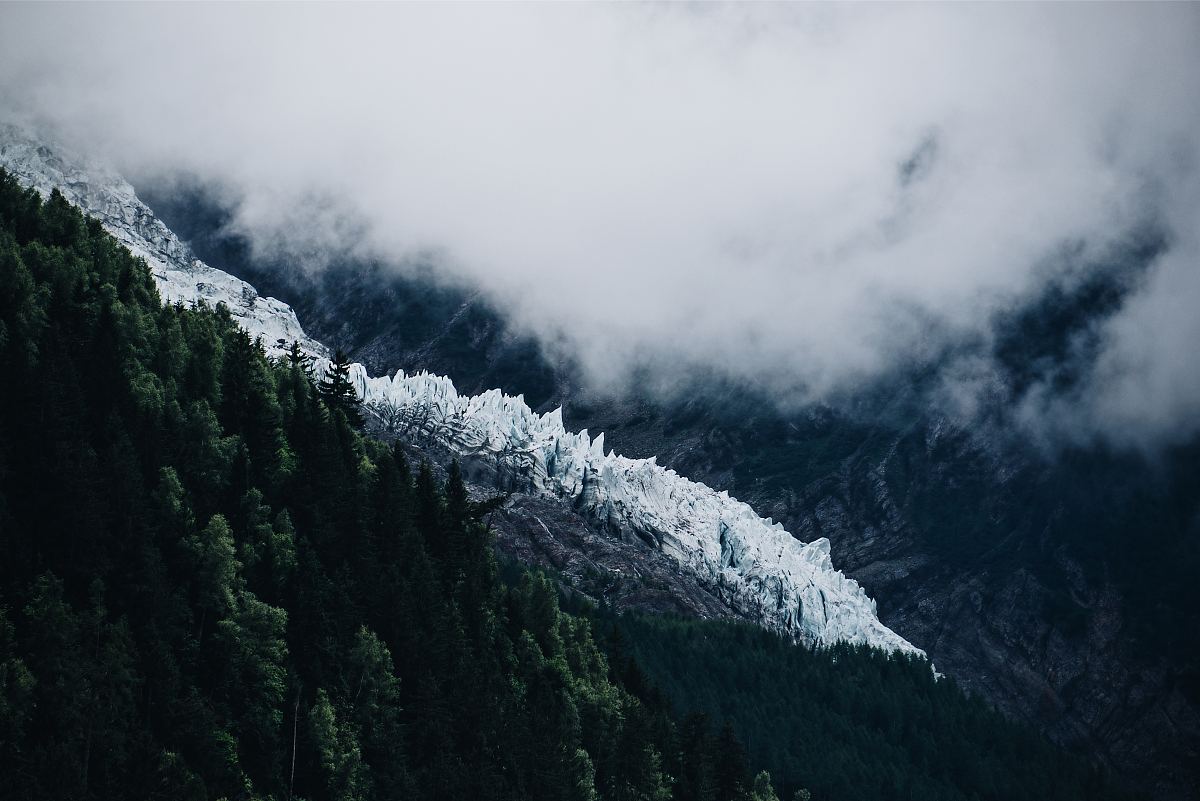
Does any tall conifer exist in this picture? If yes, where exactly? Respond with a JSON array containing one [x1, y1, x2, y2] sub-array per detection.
[[316, 349, 363, 428]]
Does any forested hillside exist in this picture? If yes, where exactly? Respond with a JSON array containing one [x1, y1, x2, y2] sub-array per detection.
[[0, 171, 1125, 801], [0, 173, 712, 801], [142, 182, 1200, 797], [597, 611, 1128, 801]]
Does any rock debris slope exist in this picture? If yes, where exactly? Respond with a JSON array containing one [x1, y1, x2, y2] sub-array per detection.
[[0, 124, 921, 657]]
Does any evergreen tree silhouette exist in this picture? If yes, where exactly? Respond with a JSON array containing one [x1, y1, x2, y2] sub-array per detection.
[[316, 349, 363, 428]]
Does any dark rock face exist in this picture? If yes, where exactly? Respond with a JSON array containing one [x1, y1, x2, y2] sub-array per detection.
[[734, 441, 1200, 801], [145, 185, 1200, 800], [489, 494, 742, 622], [629, 398, 1200, 800], [391, 440, 741, 623]]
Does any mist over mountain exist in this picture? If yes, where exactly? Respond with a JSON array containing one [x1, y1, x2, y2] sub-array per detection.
[[136, 176, 1200, 799], [3, 3, 1199, 451], [2, 3, 1200, 800], [0, 131, 1150, 801]]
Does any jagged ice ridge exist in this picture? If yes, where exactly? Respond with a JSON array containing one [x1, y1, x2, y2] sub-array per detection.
[[0, 124, 923, 658]]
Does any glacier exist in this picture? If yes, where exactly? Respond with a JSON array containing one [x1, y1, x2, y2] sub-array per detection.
[[0, 123, 923, 658]]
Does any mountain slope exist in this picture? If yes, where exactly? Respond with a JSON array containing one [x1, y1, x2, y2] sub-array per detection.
[[0, 171, 716, 801], [0, 162, 1132, 801], [0, 126, 919, 658], [139, 172, 1200, 797]]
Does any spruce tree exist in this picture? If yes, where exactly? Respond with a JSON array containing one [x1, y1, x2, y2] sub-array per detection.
[[316, 349, 363, 429], [446, 460, 469, 524], [280, 339, 313, 376], [715, 720, 750, 801]]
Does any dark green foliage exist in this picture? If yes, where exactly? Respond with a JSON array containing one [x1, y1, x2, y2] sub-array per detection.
[[146, 180, 1200, 681], [278, 339, 313, 376], [0, 171, 685, 801], [0, 170, 1126, 801], [316, 349, 364, 429], [598, 611, 1135, 801]]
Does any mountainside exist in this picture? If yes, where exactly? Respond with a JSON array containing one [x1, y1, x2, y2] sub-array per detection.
[[599, 610, 1122, 801], [141, 176, 1200, 796], [0, 171, 757, 801], [0, 126, 920, 658], [0, 155, 1132, 801], [5, 124, 1197, 798]]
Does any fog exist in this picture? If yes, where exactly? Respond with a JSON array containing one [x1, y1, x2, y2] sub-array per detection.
[[2, 3, 1198, 450]]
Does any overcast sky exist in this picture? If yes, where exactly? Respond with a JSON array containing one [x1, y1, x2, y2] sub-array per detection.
[[2, 3, 1198, 451]]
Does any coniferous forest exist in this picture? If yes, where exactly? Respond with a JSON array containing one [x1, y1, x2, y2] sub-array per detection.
[[0, 170, 1129, 801], [595, 611, 1131, 801]]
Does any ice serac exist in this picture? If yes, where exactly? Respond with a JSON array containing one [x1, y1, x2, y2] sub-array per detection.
[[351, 370, 921, 655], [0, 124, 923, 658]]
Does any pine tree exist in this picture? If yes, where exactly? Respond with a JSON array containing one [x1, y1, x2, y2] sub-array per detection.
[[715, 720, 750, 801], [346, 626, 411, 798], [217, 590, 288, 792], [279, 339, 313, 376], [446, 460, 469, 524], [309, 688, 371, 801], [750, 771, 780, 801], [678, 712, 717, 801], [183, 514, 242, 642], [0, 608, 35, 762], [316, 350, 363, 429], [414, 461, 442, 560]]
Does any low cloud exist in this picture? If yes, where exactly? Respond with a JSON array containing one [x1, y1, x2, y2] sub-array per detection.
[[2, 3, 1198, 450]]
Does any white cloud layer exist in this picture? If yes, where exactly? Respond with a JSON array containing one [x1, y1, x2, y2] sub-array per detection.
[[2, 3, 1198, 449]]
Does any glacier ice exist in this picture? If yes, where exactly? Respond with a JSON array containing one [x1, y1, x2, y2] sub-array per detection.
[[0, 124, 322, 361], [0, 124, 924, 658]]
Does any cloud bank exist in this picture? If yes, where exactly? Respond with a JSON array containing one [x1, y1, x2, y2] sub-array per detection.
[[2, 3, 1198, 450]]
